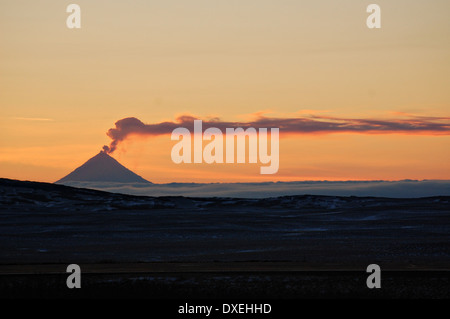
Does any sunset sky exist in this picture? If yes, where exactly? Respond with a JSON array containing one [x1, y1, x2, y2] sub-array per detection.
[[1, 0, 449, 183]]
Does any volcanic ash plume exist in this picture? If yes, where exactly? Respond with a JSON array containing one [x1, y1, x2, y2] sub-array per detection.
[[102, 117, 152, 154], [101, 114, 450, 154]]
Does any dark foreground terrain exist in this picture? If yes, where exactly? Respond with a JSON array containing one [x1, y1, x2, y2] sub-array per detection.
[[1, 262, 449, 299], [1, 178, 449, 298]]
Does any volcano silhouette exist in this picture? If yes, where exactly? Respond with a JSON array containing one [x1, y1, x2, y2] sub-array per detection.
[[56, 151, 151, 184]]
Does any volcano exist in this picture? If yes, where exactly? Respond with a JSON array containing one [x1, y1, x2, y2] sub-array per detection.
[[56, 151, 151, 184]]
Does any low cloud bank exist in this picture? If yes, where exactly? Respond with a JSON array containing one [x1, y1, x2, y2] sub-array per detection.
[[60, 180, 450, 198]]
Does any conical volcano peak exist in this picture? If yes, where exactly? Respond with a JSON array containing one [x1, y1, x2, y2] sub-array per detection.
[[91, 150, 116, 161], [55, 151, 151, 184]]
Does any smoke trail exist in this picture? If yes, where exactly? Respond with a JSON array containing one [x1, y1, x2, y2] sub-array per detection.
[[102, 114, 450, 154]]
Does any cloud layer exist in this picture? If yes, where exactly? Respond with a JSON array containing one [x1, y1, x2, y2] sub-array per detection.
[[59, 180, 450, 198]]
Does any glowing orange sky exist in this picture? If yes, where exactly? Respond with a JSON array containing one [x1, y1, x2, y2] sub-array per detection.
[[1, 1, 449, 183]]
